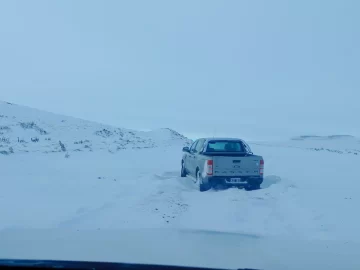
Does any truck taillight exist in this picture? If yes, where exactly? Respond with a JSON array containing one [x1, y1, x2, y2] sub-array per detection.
[[206, 160, 213, 175], [260, 159, 264, 175]]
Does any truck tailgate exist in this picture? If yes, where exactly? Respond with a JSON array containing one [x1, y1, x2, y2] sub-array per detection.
[[212, 156, 262, 176]]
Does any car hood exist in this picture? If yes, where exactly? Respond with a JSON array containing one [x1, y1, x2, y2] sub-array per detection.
[[0, 228, 359, 270]]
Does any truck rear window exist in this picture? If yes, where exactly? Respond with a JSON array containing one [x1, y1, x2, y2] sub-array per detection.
[[206, 141, 245, 152]]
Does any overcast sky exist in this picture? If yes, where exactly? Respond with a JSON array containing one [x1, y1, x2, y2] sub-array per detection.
[[0, 0, 359, 140]]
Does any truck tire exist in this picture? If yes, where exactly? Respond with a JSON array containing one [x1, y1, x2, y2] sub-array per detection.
[[181, 161, 187, 177], [196, 170, 210, 192], [245, 184, 261, 191]]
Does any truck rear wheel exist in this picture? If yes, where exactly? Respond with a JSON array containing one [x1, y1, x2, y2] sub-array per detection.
[[181, 161, 187, 177], [196, 170, 210, 192], [245, 184, 261, 191]]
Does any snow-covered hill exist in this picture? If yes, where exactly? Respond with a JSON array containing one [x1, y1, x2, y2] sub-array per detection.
[[0, 101, 191, 155]]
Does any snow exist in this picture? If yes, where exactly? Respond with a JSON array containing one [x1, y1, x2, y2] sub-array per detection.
[[0, 101, 191, 155], [1, 101, 360, 269], [1, 229, 359, 270]]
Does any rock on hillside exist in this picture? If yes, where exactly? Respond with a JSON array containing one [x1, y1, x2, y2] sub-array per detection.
[[291, 135, 355, 141]]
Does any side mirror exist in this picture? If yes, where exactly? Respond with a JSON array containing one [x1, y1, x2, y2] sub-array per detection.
[[182, 147, 190, 152]]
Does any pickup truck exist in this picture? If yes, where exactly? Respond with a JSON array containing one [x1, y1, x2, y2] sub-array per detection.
[[181, 138, 264, 191]]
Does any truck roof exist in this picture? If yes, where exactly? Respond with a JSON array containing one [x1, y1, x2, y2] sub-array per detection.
[[203, 137, 242, 141]]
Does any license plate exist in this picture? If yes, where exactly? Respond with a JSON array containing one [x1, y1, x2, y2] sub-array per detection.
[[229, 178, 242, 183]]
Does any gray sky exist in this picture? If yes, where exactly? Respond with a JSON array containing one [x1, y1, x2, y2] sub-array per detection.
[[0, 0, 359, 140]]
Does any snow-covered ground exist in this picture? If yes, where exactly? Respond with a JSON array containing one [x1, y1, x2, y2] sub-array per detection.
[[1, 101, 360, 269]]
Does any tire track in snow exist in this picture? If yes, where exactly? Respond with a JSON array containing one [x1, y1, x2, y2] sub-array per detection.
[[171, 174, 325, 239], [54, 170, 325, 238], [56, 173, 164, 229], [135, 171, 191, 226]]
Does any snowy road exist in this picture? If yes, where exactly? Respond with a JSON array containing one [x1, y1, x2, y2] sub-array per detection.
[[2, 138, 359, 243]]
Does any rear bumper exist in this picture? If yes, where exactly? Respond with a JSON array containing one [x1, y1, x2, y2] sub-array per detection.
[[204, 176, 263, 187]]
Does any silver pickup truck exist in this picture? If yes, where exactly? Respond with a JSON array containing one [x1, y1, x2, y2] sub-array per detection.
[[181, 138, 264, 191]]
